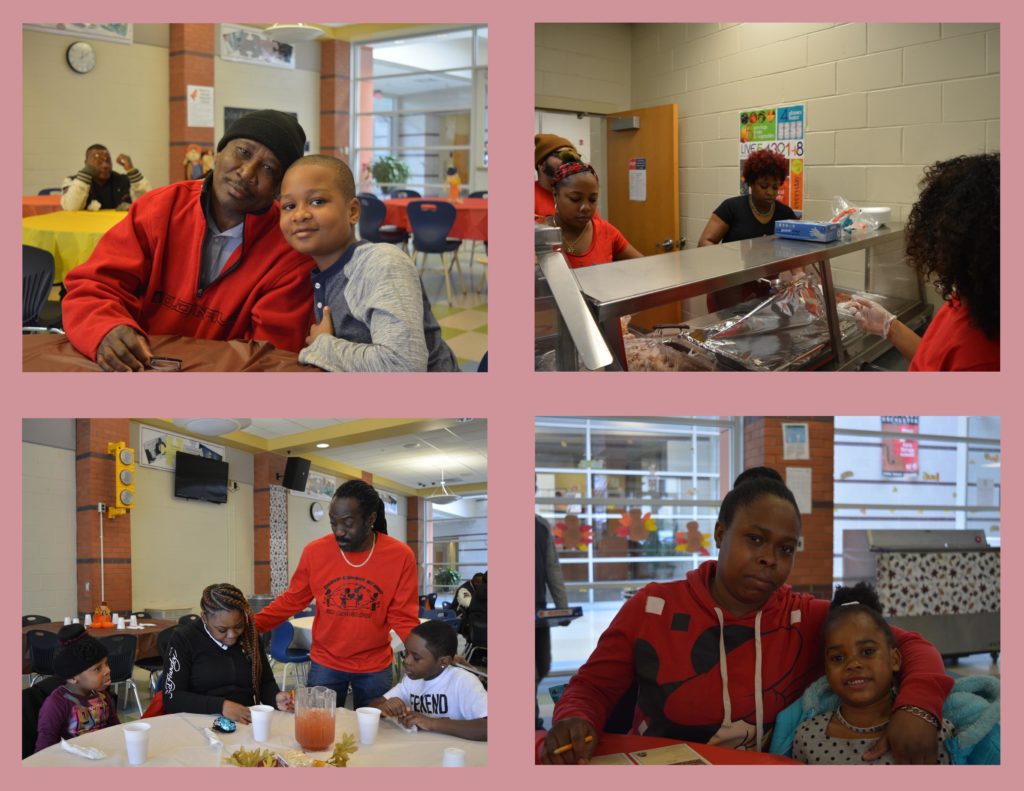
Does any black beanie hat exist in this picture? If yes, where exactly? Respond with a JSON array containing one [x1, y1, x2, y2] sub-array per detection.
[[53, 624, 108, 680], [217, 110, 306, 172]]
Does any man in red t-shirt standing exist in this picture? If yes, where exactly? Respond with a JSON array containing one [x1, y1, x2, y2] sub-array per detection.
[[255, 480, 419, 709]]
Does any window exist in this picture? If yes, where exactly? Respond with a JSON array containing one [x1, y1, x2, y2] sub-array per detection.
[[352, 27, 488, 197], [535, 417, 739, 672], [421, 495, 488, 597]]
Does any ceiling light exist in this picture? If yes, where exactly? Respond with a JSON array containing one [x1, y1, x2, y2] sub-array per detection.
[[426, 467, 460, 505], [403, 442, 421, 449], [264, 23, 325, 43], [172, 418, 251, 436], [316, 442, 330, 449]]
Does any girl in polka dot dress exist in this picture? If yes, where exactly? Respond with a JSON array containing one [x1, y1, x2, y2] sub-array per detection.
[[792, 583, 954, 764]]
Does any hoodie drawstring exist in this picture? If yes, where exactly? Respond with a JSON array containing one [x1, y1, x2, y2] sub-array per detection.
[[714, 606, 766, 751]]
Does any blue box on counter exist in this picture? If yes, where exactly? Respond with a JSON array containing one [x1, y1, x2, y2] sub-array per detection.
[[774, 220, 842, 242]]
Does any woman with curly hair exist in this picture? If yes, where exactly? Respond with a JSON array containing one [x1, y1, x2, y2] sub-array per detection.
[[162, 582, 293, 723], [850, 153, 999, 371], [550, 159, 642, 268], [698, 149, 798, 246]]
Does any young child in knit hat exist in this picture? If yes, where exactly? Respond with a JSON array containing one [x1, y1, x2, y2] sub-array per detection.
[[34, 624, 119, 753]]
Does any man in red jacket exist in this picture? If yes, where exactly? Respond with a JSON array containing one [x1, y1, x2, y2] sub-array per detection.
[[63, 110, 314, 370]]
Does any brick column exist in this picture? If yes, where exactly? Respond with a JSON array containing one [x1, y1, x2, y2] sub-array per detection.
[[169, 24, 216, 183], [405, 496, 423, 587], [253, 453, 288, 593], [743, 417, 835, 596], [320, 39, 352, 163], [75, 419, 133, 614]]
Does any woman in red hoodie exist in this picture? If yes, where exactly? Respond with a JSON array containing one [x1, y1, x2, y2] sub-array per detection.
[[541, 468, 952, 764]]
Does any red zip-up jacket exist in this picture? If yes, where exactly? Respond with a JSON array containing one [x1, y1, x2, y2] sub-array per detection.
[[554, 561, 952, 750], [63, 177, 313, 359]]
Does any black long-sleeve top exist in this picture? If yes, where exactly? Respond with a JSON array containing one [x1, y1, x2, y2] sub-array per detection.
[[162, 619, 279, 715]]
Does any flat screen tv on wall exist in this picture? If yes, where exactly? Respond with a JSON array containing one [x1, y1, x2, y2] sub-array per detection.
[[173, 452, 229, 504]]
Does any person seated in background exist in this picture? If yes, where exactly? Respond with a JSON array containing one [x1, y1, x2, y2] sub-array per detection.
[[534, 133, 579, 222], [550, 160, 642, 268], [162, 583, 293, 723], [455, 572, 486, 615], [35, 624, 119, 752], [278, 154, 458, 372], [61, 144, 152, 211], [370, 620, 487, 741], [62, 110, 313, 370], [848, 153, 999, 371]]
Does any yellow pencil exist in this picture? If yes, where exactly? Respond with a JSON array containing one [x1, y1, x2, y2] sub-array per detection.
[[552, 735, 593, 755]]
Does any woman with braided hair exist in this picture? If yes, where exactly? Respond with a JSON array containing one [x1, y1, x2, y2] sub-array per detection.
[[549, 159, 643, 269], [162, 582, 293, 724]]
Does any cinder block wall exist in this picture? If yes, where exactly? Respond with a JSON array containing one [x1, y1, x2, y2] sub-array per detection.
[[628, 23, 999, 250]]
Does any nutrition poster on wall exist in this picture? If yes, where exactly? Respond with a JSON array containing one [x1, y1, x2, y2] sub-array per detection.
[[738, 104, 805, 215], [881, 416, 920, 477]]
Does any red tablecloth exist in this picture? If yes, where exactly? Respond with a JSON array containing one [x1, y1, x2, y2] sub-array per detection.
[[534, 731, 800, 765], [23, 195, 62, 217], [23, 334, 318, 372], [384, 197, 488, 241]]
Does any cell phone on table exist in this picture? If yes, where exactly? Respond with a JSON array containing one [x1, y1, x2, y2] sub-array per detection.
[[148, 356, 182, 371]]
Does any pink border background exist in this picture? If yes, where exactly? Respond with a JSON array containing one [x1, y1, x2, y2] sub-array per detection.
[[6, 0, 1019, 783]]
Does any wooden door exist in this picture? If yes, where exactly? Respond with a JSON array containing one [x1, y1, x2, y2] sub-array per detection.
[[605, 104, 680, 329]]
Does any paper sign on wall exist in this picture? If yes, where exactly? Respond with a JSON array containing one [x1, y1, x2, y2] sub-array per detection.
[[881, 416, 919, 477], [629, 158, 647, 202], [782, 423, 810, 460], [186, 85, 215, 128], [739, 104, 805, 215], [786, 467, 812, 514]]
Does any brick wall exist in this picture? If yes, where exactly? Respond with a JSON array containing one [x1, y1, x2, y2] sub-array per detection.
[[744, 416, 834, 595], [75, 419, 133, 614], [168, 24, 215, 183]]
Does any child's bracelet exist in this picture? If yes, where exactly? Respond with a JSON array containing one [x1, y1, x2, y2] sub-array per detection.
[[895, 705, 940, 730]]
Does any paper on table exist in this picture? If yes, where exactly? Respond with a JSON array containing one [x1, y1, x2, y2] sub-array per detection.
[[628, 744, 709, 765], [60, 738, 106, 760], [384, 717, 418, 733]]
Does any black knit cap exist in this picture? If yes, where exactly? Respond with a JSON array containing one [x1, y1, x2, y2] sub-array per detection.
[[53, 624, 108, 680], [217, 110, 307, 172]]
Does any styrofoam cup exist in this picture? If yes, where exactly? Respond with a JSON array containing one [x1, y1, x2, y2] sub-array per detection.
[[356, 706, 381, 745], [84, 614, 93, 627], [250, 704, 274, 742], [442, 747, 466, 767], [129, 614, 138, 627], [72, 617, 80, 624], [116, 618, 125, 630], [124, 722, 151, 765], [112, 613, 119, 622], [63, 616, 71, 626]]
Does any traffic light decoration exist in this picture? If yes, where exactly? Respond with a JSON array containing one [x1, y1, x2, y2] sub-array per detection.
[[107, 441, 135, 517]]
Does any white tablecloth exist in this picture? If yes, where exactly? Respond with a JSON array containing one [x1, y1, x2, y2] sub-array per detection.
[[24, 710, 487, 767]]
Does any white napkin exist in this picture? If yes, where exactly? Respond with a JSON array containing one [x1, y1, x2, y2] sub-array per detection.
[[203, 728, 224, 747], [60, 738, 106, 760]]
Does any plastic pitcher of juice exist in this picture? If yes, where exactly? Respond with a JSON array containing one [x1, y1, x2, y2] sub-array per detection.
[[294, 686, 336, 752]]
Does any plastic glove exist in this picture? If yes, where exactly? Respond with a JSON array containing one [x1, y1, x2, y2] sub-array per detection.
[[849, 296, 895, 338]]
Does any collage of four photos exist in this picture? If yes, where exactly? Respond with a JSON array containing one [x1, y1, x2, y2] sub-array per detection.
[[20, 19, 1002, 770]]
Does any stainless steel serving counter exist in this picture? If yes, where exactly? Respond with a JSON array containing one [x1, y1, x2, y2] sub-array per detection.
[[537, 224, 932, 371]]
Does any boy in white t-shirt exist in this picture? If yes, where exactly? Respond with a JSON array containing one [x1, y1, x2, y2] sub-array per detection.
[[370, 620, 487, 741]]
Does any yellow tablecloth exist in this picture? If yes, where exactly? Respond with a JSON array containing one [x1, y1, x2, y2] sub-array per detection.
[[22, 210, 127, 283]]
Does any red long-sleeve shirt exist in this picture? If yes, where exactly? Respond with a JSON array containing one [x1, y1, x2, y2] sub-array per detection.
[[254, 533, 419, 674], [554, 561, 952, 749]]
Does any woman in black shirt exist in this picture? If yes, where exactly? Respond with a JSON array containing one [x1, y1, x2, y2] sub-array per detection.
[[698, 149, 797, 246], [162, 583, 293, 723]]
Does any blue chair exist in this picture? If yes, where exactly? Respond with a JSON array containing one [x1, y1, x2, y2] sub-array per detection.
[[23, 245, 61, 332], [468, 190, 488, 199], [178, 614, 201, 625], [390, 189, 421, 198], [37, 187, 63, 195], [407, 200, 464, 305], [22, 615, 51, 627], [425, 608, 460, 631], [269, 621, 310, 690], [477, 352, 488, 372], [357, 194, 410, 248], [464, 192, 488, 291]]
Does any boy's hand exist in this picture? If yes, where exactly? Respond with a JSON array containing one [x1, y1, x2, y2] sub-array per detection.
[[397, 711, 433, 731], [379, 698, 409, 718], [306, 306, 334, 345], [275, 691, 294, 712]]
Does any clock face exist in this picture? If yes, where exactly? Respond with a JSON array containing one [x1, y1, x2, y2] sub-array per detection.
[[67, 41, 96, 74], [310, 502, 325, 521]]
